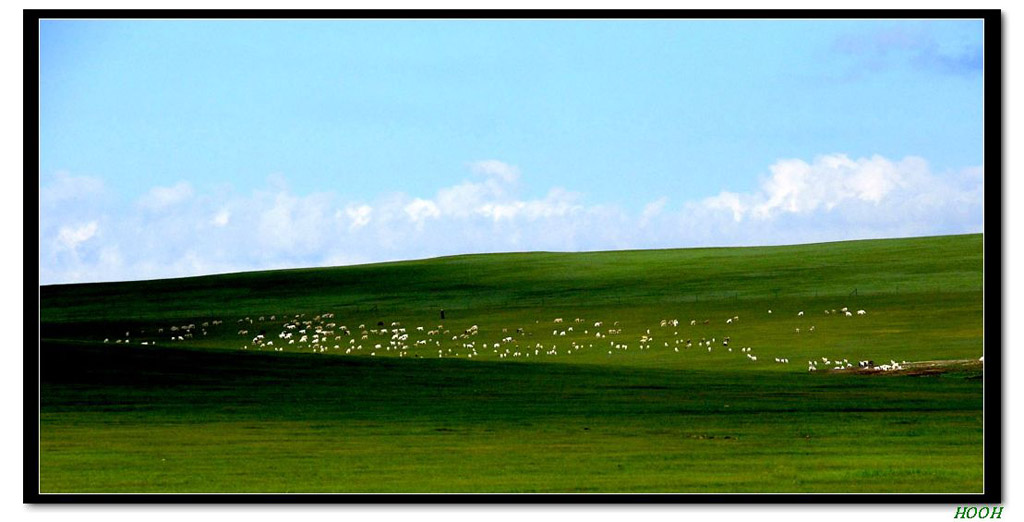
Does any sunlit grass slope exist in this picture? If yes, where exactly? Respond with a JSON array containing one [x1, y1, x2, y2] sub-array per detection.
[[38, 234, 986, 493]]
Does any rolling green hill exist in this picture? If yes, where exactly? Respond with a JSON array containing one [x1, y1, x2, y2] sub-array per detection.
[[37, 234, 987, 493], [42, 233, 982, 322]]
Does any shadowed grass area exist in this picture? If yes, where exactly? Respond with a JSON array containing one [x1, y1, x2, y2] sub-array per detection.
[[40, 341, 982, 493], [38, 234, 986, 493]]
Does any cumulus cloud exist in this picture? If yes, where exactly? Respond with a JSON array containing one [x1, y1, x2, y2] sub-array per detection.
[[688, 154, 981, 246], [404, 198, 441, 225], [138, 181, 194, 211], [55, 221, 98, 251], [423, 162, 581, 223], [703, 191, 746, 223], [253, 190, 336, 256], [211, 209, 231, 227], [476, 188, 583, 222], [642, 197, 667, 219], [345, 204, 372, 230], [469, 159, 521, 183], [704, 154, 928, 221], [41, 171, 104, 205], [38, 155, 984, 284]]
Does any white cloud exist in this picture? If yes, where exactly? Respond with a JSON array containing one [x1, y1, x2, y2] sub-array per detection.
[[703, 192, 746, 222], [404, 198, 441, 225], [254, 190, 335, 255], [469, 159, 521, 183], [523, 188, 583, 220], [436, 181, 498, 218], [642, 197, 667, 218], [211, 209, 231, 227], [476, 201, 524, 221], [40, 171, 104, 205], [686, 154, 981, 248], [138, 181, 194, 211], [698, 154, 932, 222], [38, 154, 984, 285], [55, 221, 98, 251], [97, 246, 123, 271], [475, 188, 582, 222], [345, 204, 372, 230]]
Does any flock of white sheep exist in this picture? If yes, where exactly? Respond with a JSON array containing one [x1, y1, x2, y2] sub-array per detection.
[[98, 305, 933, 373], [94, 300, 958, 374], [102, 320, 224, 346]]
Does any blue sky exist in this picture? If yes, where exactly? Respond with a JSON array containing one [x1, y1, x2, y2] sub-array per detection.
[[38, 18, 986, 284]]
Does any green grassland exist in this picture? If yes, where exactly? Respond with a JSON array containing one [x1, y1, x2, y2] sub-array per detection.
[[38, 234, 986, 493]]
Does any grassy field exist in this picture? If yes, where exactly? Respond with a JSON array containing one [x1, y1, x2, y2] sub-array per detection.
[[37, 234, 986, 493]]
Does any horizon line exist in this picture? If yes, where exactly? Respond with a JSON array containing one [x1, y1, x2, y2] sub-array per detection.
[[37, 231, 983, 288]]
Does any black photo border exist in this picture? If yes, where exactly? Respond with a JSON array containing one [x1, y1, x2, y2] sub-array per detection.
[[24, 8, 1003, 504]]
